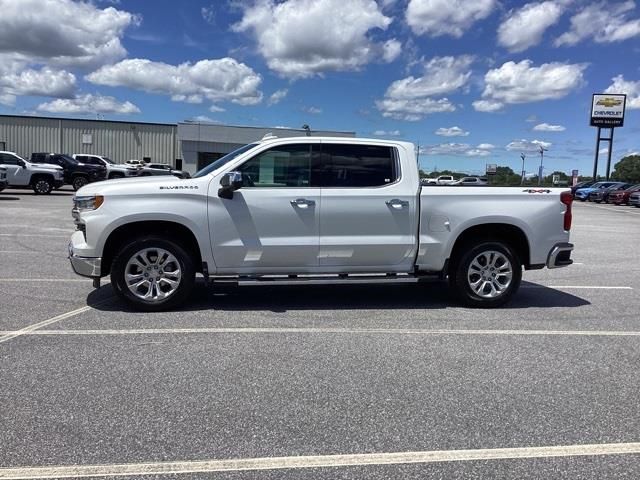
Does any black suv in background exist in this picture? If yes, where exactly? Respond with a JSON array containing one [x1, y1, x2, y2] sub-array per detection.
[[30, 153, 107, 190]]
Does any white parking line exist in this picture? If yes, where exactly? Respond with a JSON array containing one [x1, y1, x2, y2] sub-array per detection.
[[2, 328, 639, 337], [0, 279, 89, 283], [581, 204, 640, 215], [0, 233, 69, 238], [522, 285, 633, 290], [0, 306, 93, 344], [1, 442, 638, 479]]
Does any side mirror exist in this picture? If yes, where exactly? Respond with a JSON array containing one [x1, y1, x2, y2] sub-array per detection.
[[17, 160, 26, 168], [218, 171, 243, 199]]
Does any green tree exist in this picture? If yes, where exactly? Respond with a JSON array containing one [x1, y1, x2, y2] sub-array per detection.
[[612, 155, 640, 183]]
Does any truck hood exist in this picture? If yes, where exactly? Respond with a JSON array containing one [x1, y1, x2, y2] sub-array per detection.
[[31, 163, 63, 171], [76, 175, 205, 196]]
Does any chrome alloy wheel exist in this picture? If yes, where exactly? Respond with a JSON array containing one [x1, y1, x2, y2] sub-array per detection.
[[466, 250, 513, 299], [34, 179, 51, 194], [124, 248, 182, 302]]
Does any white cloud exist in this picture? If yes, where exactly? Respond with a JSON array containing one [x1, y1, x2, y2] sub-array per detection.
[[505, 139, 552, 152], [209, 105, 226, 112], [373, 130, 402, 136], [599, 147, 609, 155], [406, 0, 496, 37], [376, 97, 455, 121], [302, 106, 322, 114], [190, 115, 220, 123], [37, 93, 140, 114], [376, 56, 472, 121], [201, 5, 216, 25], [385, 56, 474, 99], [556, 1, 640, 46], [382, 39, 402, 63], [472, 99, 504, 112], [498, 1, 564, 52], [604, 74, 640, 109], [474, 60, 587, 112], [87, 58, 263, 106], [435, 126, 469, 137], [268, 88, 288, 106], [526, 114, 538, 123], [533, 122, 566, 132], [232, 0, 398, 78], [422, 142, 496, 156], [0, 66, 76, 101], [0, 0, 138, 68]]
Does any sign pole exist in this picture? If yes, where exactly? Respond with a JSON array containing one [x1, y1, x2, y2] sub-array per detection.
[[605, 128, 615, 180], [592, 126, 601, 181]]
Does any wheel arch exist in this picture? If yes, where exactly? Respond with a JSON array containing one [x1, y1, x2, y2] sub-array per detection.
[[101, 220, 203, 277], [448, 223, 531, 271]]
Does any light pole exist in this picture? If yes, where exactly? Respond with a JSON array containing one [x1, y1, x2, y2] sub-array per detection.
[[520, 153, 526, 185], [537, 145, 548, 186]]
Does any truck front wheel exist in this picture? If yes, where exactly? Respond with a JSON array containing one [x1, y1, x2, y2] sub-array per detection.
[[32, 176, 53, 195], [110, 236, 196, 311], [449, 241, 522, 308], [72, 176, 89, 191]]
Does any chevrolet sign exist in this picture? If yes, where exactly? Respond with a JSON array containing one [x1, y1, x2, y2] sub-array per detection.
[[591, 93, 626, 127]]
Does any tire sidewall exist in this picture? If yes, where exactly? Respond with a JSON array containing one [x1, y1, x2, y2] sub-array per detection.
[[72, 176, 88, 191], [111, 237, 195, 311], [32, 177, 53, 195], [451, 241, 522, 308]]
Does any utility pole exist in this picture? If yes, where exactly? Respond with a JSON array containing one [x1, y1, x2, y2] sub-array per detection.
[[520, 153, 526, 185], [537, 145, 548, 186]]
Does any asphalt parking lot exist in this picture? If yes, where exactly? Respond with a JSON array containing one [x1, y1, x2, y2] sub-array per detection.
[[1, 188, 639, 479]]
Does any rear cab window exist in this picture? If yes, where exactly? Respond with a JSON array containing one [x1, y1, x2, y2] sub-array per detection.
[[313, 143, 398, 187]]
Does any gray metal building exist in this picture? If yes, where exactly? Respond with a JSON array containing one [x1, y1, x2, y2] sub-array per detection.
[[0, 115, 355, 175], [178, 122, 355, 173]]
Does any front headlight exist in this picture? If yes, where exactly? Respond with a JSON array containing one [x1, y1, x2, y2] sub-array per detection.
[[73, 195, 104, 211]]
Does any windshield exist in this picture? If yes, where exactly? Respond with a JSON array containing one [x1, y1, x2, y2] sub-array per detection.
[[103, 157, 115, 165], [192, 143, 259, 178]]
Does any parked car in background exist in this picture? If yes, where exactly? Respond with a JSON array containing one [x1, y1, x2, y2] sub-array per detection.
[[452, 176, 488, 186], [72, 154, 139, 179], [588, 183, 632, 203], [0, 151, 64, 194], [125, 159, 145, 168], [0, 166, 7, 192], [629, 191, 640, 207], [574, 181, 622, 201], [607, 184, 640, 205], [426, 175, 457, 185], [137, 163, 190, 179], [31, 153, 107, 191], [571, 181, 595, 195]]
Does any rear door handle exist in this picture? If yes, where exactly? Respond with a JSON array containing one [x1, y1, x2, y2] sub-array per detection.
[[290, 198, 315, 208], [386, 199, 409, 209]]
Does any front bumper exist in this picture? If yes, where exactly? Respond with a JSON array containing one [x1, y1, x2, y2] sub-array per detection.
[[546, 242, 574, 269], [68, 239, 101, 278]]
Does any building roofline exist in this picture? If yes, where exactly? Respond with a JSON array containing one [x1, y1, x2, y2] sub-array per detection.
[[0, 114, 177, 128], [179, 120, 355, 135]]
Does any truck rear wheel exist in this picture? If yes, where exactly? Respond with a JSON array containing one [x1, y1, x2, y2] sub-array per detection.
[[110, 236, 195, 311], [32, 176, 53, 195], [449, 241, 521, 308]]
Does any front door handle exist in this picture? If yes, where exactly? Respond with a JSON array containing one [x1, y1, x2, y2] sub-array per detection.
[[386, 199, 409, 209], [290, 198, 315, 208]]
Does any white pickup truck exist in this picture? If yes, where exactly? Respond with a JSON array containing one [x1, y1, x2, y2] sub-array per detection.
[[68, 136, 574, 311]]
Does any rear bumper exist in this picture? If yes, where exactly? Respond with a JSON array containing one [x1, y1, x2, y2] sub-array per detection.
[[546, 242, 574, 269]]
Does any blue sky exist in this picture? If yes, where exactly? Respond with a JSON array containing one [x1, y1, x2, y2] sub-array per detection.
[[0, 0, 639, 175]]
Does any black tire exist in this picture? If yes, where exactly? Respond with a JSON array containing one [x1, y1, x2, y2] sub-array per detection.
[[72, 176, 89, 191], [31, 176, 53, 195], [449, 241, 522, 308], [110, 236, 195, 312]]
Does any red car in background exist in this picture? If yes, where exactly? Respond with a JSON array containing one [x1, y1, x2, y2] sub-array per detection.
[[607, 184, 640, 205]]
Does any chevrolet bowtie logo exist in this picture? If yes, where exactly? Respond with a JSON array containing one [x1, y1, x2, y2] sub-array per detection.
[[596, 97, 622, 108]]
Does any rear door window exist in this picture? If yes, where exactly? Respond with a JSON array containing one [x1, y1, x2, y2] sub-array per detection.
[[313, 144, 397, 187]]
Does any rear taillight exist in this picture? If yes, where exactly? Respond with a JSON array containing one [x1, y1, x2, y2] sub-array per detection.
[[560, 190, 573, 231]]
